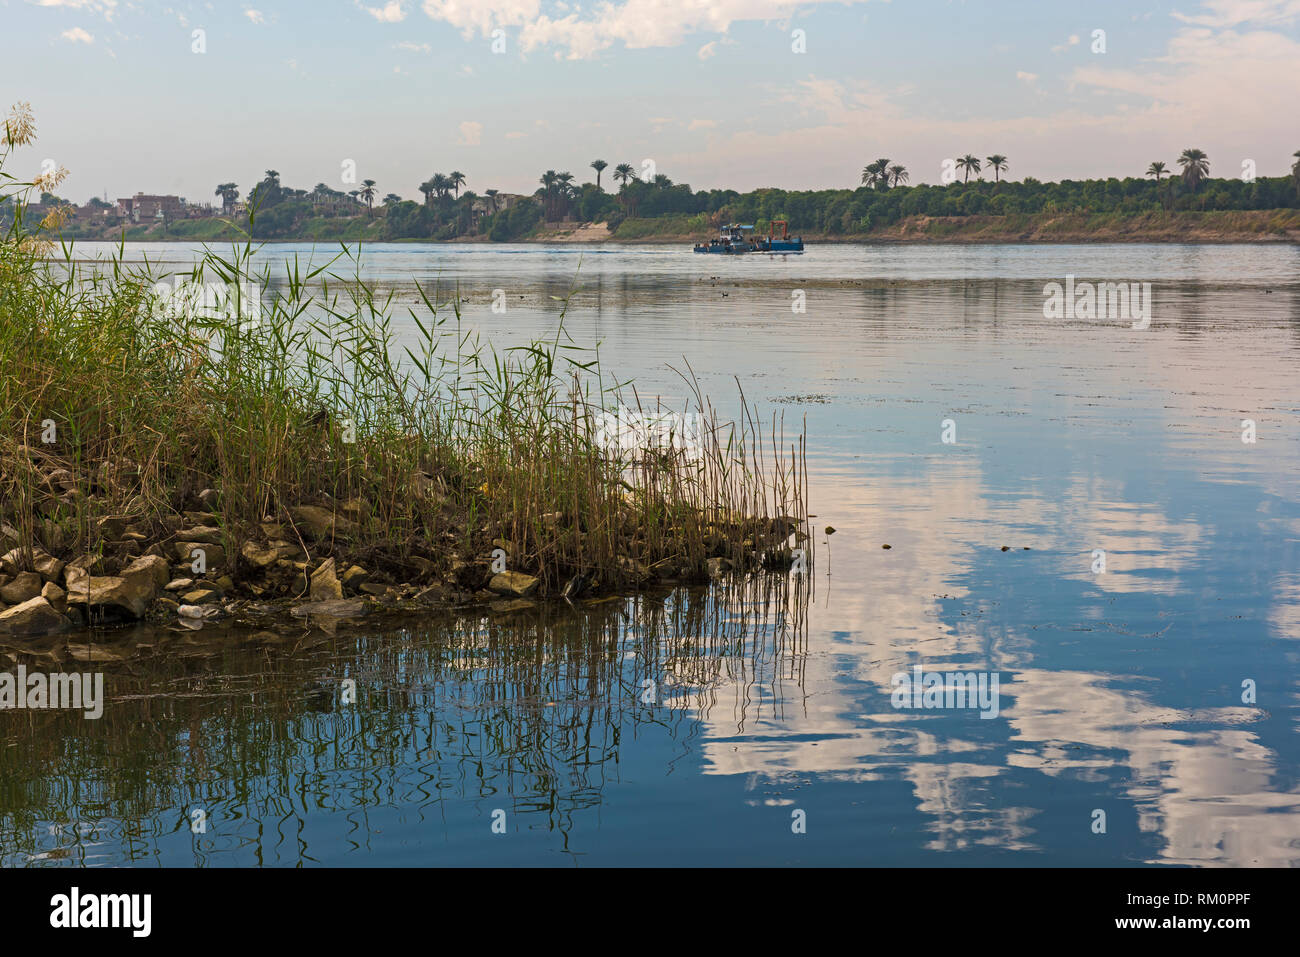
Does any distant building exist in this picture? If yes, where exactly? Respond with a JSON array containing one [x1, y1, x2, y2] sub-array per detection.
[[116, 193, 187, 223], [473, 192, 526, 215]]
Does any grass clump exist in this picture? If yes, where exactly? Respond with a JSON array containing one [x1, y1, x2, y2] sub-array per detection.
[[0, 104, 810, 609]]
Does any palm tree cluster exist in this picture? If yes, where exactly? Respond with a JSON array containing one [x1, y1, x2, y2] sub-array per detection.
[[419, 170, 466, 207], [861, 158, 909, 189], [537, 169, 578, 220]]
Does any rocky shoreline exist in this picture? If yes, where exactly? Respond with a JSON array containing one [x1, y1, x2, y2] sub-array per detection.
[[0, 482, 802, 645]]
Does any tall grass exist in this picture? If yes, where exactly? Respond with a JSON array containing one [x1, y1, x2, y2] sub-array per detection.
[[0, 104, 809, 597]]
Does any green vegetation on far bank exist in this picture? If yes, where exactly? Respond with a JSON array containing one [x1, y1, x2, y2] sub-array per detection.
[[9, 145, 1300, 245]]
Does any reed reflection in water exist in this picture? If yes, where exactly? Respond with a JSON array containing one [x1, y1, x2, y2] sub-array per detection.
[[0, 574, 809, 866]]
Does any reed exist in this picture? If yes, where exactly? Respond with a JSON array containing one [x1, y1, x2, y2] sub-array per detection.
[[0, 104, 809, 604]]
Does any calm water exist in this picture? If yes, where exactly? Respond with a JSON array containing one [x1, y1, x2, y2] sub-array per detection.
[[4, 242, 1299, 866]]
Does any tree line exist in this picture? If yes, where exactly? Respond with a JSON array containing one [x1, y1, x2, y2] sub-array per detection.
[[16, 149, 1297, 240]]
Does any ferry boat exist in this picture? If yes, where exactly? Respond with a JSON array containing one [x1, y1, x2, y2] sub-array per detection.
[[693, 220, 804, 254]]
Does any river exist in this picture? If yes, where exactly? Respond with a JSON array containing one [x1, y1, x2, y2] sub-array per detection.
[[4, 241, 1298, 866]]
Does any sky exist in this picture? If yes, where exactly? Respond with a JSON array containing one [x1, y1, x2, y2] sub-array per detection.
[[4, 0, 1299, 204]]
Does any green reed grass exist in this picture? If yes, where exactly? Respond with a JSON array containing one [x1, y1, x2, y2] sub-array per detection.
[[0, 111, 809, 595]]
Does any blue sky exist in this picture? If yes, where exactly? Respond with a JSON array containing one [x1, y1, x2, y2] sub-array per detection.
[[6, 0, 1299, 204]]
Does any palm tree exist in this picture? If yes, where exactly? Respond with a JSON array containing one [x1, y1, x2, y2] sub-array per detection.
[[485, 188, 499, 212], [1291, 150, 1300, 192], [612, 163, 635, 187], [383, 193, 402, 206], [214, 182, 239, 213], [359, 179, 377, 216], [430, 173, 451, 200], [419, 179, 435, 207], [860, 158, 890, 188], [538, 170, 558, 219], [591, 159, 608, 190], [888, 165, 909, 188], [956, 154, 981, 183], [264, 170, 280, 186], [448, 171, 466, 198], [986, 155, 1008, 183], [556, 172, 576, 218], [1146, 161, 1168, 182], [1178, 148, 1210, 191], [652, 173, 673, 189]]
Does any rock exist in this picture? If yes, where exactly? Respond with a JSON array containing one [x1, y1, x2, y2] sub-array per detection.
[[488, 571, 540, 598], [340, 565, 368, 590], [276, 559, 310, 594], [414, 583, 449, 604], [0, 596, 73, 638], [65, 554, 170, 618], [64, 554, 106, 577], [173, 541, 226, 569], [310, 558, 343, 601], [0, 543, 61, 580], [240, 541, 281, 568], [268, 540, 303, 560], [0, 524, 21, 552], [40, 581, 66, 613], [289, 505, 355, 541], [215, 575, 234, 591], [198, 488, 219, 509], [882, 544, 892, 550], [183, 510, 219, 526], [33, 551, 65, 583], [0, 571, 43, 604], [180, 525, 224, 545], [180, 585, 222, 604], [259, 522, 291, 540], [359, 582, 389, 596], [290, 599, 367, 619], [824, 526, 836, 535], [409, 555, 437, 577], [164, 578, 193, 592], [123, 554, 171, 592]]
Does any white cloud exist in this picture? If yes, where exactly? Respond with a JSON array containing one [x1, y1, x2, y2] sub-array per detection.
[[245, 9, 265, 24], [1051, 33, 1080, 53], [688, 119, 717, 130], [360, 1, 408, 22], [394, 40, 431, 52], [505, 131, 527, 139], [1172, 0, 1300, 27], [60, 26, 95, 43], [1015, 71, 1038, 84], [419, 0, 878, 59], [457, 120, 483, 146], [697, 40, 717, 59], [35, 0, 117, 19]]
